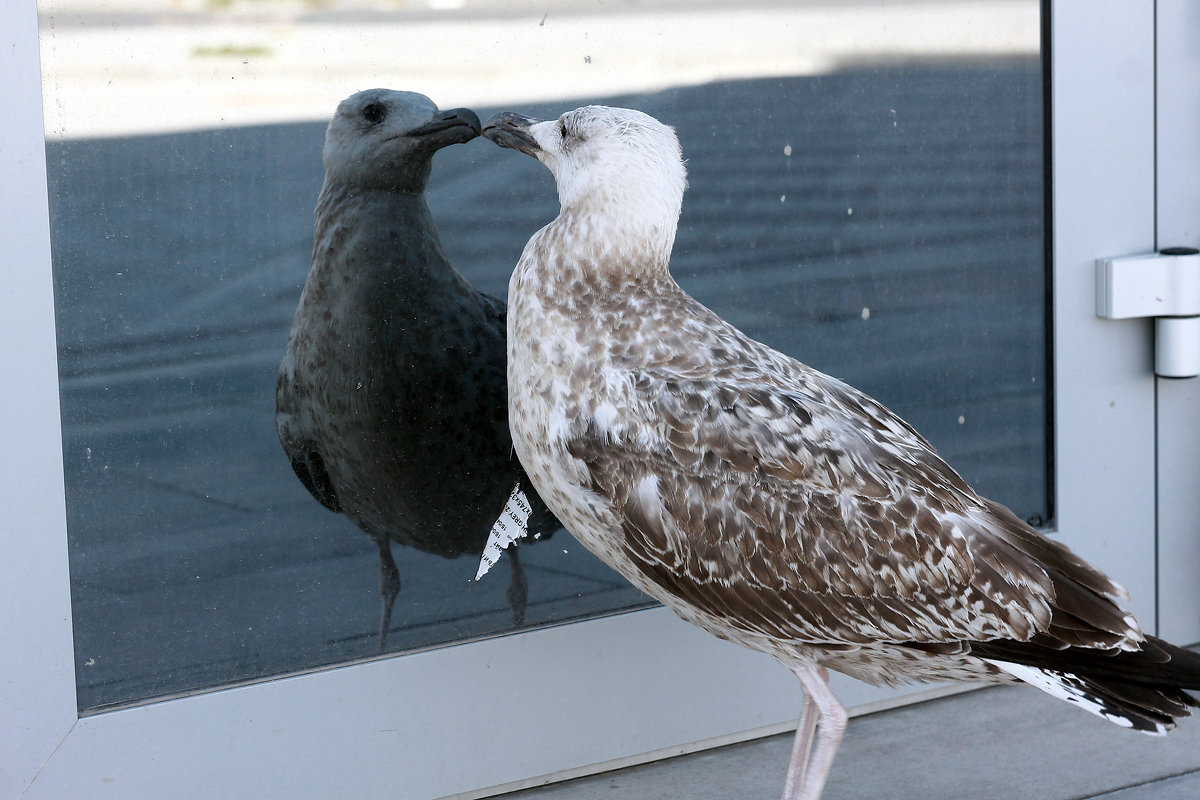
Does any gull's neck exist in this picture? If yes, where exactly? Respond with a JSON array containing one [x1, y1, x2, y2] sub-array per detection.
[[531, 201, 679, 288], [316, 180, 435, 231], [314, 181, 456, 277], [309, 180, 487, 322]]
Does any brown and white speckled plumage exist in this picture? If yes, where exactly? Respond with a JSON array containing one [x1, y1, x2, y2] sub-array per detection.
[[485, 105, 1200, 799], [276, 90, 552, 647]]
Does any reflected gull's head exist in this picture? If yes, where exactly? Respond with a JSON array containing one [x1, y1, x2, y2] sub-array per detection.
[[323, 89, 480, 192]]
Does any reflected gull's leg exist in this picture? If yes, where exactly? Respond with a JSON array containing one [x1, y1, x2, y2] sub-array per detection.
[[376, 537, 400, 651], [506, 545, 528, 627]]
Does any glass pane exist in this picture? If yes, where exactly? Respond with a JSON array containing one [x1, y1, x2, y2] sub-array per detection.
[[40, 0, 1045, 711]]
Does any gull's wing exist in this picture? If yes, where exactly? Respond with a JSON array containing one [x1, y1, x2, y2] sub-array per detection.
[[566, 370, 1136, 649]]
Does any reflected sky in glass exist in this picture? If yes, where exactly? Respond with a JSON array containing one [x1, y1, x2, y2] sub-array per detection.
[[39, 0, 1045, 711]]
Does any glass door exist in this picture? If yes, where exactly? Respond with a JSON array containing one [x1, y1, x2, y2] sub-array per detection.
[[39, 0, 1050, 715], [2, 2, 1174, 798]]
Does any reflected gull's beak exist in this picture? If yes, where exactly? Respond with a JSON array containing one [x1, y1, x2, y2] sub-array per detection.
[[409, 108, 482, 148]]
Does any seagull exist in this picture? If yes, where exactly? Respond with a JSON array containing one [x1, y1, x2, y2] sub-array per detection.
[[483, 105, 1200, 800], [276, 89, 554, 649]]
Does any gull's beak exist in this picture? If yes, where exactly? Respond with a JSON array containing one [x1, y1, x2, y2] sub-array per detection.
[[410, 108, 481, 148], [483, 112, 543, 157]]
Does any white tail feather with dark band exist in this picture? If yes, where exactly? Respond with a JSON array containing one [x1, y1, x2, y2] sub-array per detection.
[[986, 659, 1168, 735]]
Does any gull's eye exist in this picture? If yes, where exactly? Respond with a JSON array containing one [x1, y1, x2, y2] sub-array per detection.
[[362, 102, 386, 125]]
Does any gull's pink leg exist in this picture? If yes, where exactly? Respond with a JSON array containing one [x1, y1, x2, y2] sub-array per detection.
[[782, 683, 820, 797], [781, 665, 847, 800]]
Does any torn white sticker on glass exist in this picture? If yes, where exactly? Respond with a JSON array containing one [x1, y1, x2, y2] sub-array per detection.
[[476, 483, 533, 580]]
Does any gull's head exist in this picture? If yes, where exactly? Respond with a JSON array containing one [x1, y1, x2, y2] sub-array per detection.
[[323, 89, 480, 192], [483, 105, 687, 256]]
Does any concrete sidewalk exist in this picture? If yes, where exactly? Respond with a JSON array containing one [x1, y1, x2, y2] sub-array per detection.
[[502, 684, 1200, 800]]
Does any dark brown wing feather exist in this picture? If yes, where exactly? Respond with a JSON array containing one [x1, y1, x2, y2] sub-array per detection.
[[568, 371, 1135, 650]]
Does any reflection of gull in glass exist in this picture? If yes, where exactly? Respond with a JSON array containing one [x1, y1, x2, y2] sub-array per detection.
[[485, 106, 1200, 800], [276, 89, 553, 648]]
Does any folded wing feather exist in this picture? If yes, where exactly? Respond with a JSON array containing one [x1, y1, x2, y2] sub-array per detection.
[[567, 370, 1139, 651]]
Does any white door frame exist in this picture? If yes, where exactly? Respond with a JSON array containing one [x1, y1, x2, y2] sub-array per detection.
[[1153, 0, 1200, 645], [1, 2, 1169, 798], [1048, 3, 1158, 625]]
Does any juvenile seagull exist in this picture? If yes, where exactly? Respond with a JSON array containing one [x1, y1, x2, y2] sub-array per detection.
[[484, 105, 1200, 800], [277, 89, 551, 648]]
